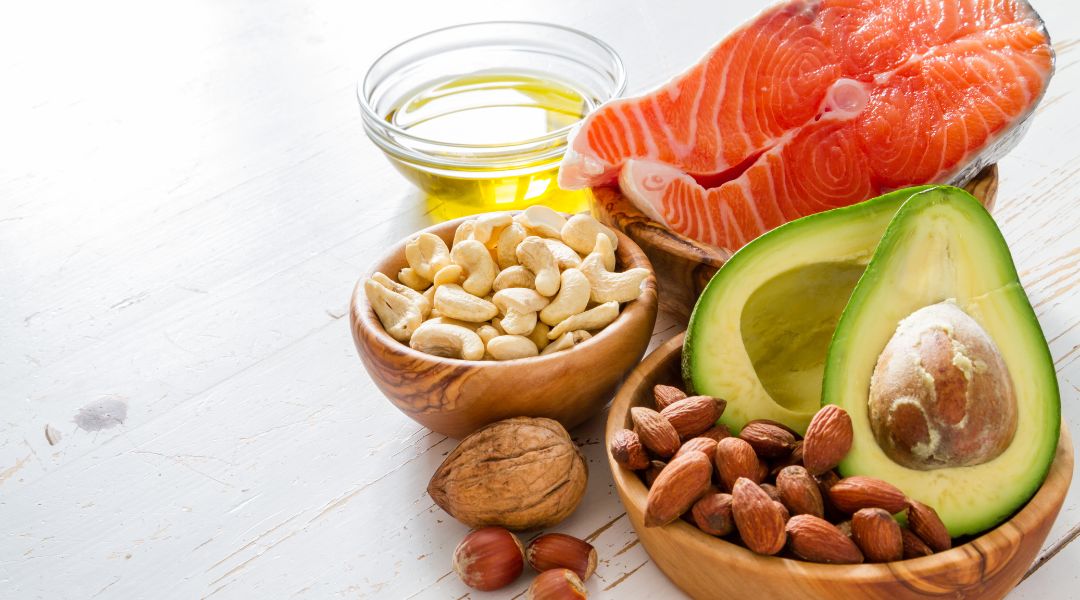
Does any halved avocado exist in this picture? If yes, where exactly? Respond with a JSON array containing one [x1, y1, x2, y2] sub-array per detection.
[[822, 186, 1059, 536], [683, 186, 933, 434]]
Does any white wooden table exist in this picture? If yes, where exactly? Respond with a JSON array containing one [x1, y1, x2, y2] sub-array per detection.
[[2, 1, 1077, 598]]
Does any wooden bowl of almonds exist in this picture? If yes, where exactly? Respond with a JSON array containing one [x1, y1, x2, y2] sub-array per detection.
[[351, 207, 658, 438], [606, 333, 1073, 600]]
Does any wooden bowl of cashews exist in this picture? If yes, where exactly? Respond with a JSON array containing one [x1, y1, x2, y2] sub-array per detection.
[[350, 208, 659, 439]]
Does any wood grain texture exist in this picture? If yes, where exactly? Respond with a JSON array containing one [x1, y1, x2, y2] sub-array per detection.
[[0, 0, 1076, 598], [594, 165, 1000, 324], [607, 334, 1074, 600], [350, 216, 658, 438]]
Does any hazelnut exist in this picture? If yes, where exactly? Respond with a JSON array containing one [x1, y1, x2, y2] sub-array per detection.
[[452, 527, 524, 591], [527, 568, 587, 599], [526, 533, 597, 581], [868, 301, 1017, 469]]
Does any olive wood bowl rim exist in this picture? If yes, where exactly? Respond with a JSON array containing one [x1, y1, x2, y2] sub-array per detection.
[[350, 212, 658, 368], [607, 330, 1073, 578]]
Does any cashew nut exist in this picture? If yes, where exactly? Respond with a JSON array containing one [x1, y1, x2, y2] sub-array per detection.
[[561, 213, 619, 255], [548, 301, 619, 339], [471, 212, 513, 245], [397, 267, 430, 291], [433, 264, 463, 288], [493, 265, 535, 292], [486, 335, 539, 360], [434, 284, 498, 322], [422, 285, 436, 308], [514, 205, 566, 238], [476, 324, 500, 345], [490, 317, 507, 335], [539, 268, 591, 326], [409, 322, 485, 361], [500, 310, 537, 336], [541, 330, 592, 355], [405, 233, 452, 281], [451, 240, 497, 296], [496, 222, 527, 269], [528, 322, 551, 351], [589, 232, 617, 272], [516, 236, 561, 297], [426, 316, 481, 331], [543, 238, 583, 270], [492, 287, 550, 314], [453, 220, 476, 248], [371, 272, 431, 318], [581, 238, 650, 303], [365, 278, 423, 342]]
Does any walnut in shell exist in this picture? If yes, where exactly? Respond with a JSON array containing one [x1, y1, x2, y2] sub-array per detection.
[[427, 417, 588, 530]]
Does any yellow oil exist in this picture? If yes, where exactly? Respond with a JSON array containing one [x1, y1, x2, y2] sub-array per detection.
[[386, 72, 593, 220]]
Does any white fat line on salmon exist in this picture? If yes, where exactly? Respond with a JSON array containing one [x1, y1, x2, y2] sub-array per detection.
[[631, 102, 659, 158], [611, 104, 637, 156], [682, 64, 709, 159], [731, 178, 767, 234], [649, 95, 682, 163]]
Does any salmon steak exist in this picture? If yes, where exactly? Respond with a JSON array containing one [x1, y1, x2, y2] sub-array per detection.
[[559, 0, 1053, 251]]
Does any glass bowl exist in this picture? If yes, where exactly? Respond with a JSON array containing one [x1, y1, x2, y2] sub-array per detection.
[[358, 21, 626, 215]]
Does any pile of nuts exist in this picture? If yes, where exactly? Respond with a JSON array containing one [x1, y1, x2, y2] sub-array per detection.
[[610, 384, 953, 563], [452, 527, 596, 599], [365, 205, 650, 360]]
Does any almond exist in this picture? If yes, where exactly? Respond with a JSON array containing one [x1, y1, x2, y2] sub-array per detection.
[[906, 500, 951, 552], [776, 465, 825, 518], [731, 478, 787, 555], [774, 500, 790, 524], [739, 421, 797, 457], [785, 514, 864, 564], [610, 429, 650, 470], [714, 437, 764, 490], [674, 436, 719, 460], [643, 460, 666, 487], [852, 507, 903, 562], [653, 384, 687, 410], [745, 418, 802, 439], [836, 520, 853, 538], [901, 528, 935, 559], [631, 407, 680, 458], [660, 396, 720, 439], [698, 424, 731, 442], [769, 441, 804, 477], [816, 470, 844, 521], [828, 476, 908, 514], [816, 470, 840, 494], [644, 450, 712, 527], [690, 492, 734, 536], [525, 533, 597, 581], [759, 483, 782, 503], [802, 405, 853, 475]]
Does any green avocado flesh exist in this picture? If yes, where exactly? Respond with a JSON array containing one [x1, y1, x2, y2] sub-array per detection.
[[822, 186, 1060, 536], [683, 186, 933, 434]]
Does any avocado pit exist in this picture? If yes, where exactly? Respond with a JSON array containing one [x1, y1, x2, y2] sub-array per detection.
[[868, 301, 1017, 470]]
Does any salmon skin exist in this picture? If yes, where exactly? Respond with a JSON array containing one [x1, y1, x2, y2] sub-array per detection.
[[559, 0, 1053, 252]]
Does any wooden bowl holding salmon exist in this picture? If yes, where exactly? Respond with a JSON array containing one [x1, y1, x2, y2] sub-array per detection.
[[350, 215, 658, 439], [592, 165, 998, 323], [606, 332, 1072, 600]]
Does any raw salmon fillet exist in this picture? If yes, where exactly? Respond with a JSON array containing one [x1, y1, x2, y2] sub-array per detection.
[[559, 0, 1053, 251]]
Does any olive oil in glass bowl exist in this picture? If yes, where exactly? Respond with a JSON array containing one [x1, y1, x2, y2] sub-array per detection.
[[359, 22, 625, 220]]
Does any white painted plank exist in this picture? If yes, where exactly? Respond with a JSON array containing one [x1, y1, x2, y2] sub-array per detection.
[[0, 0, 1078, 599]]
